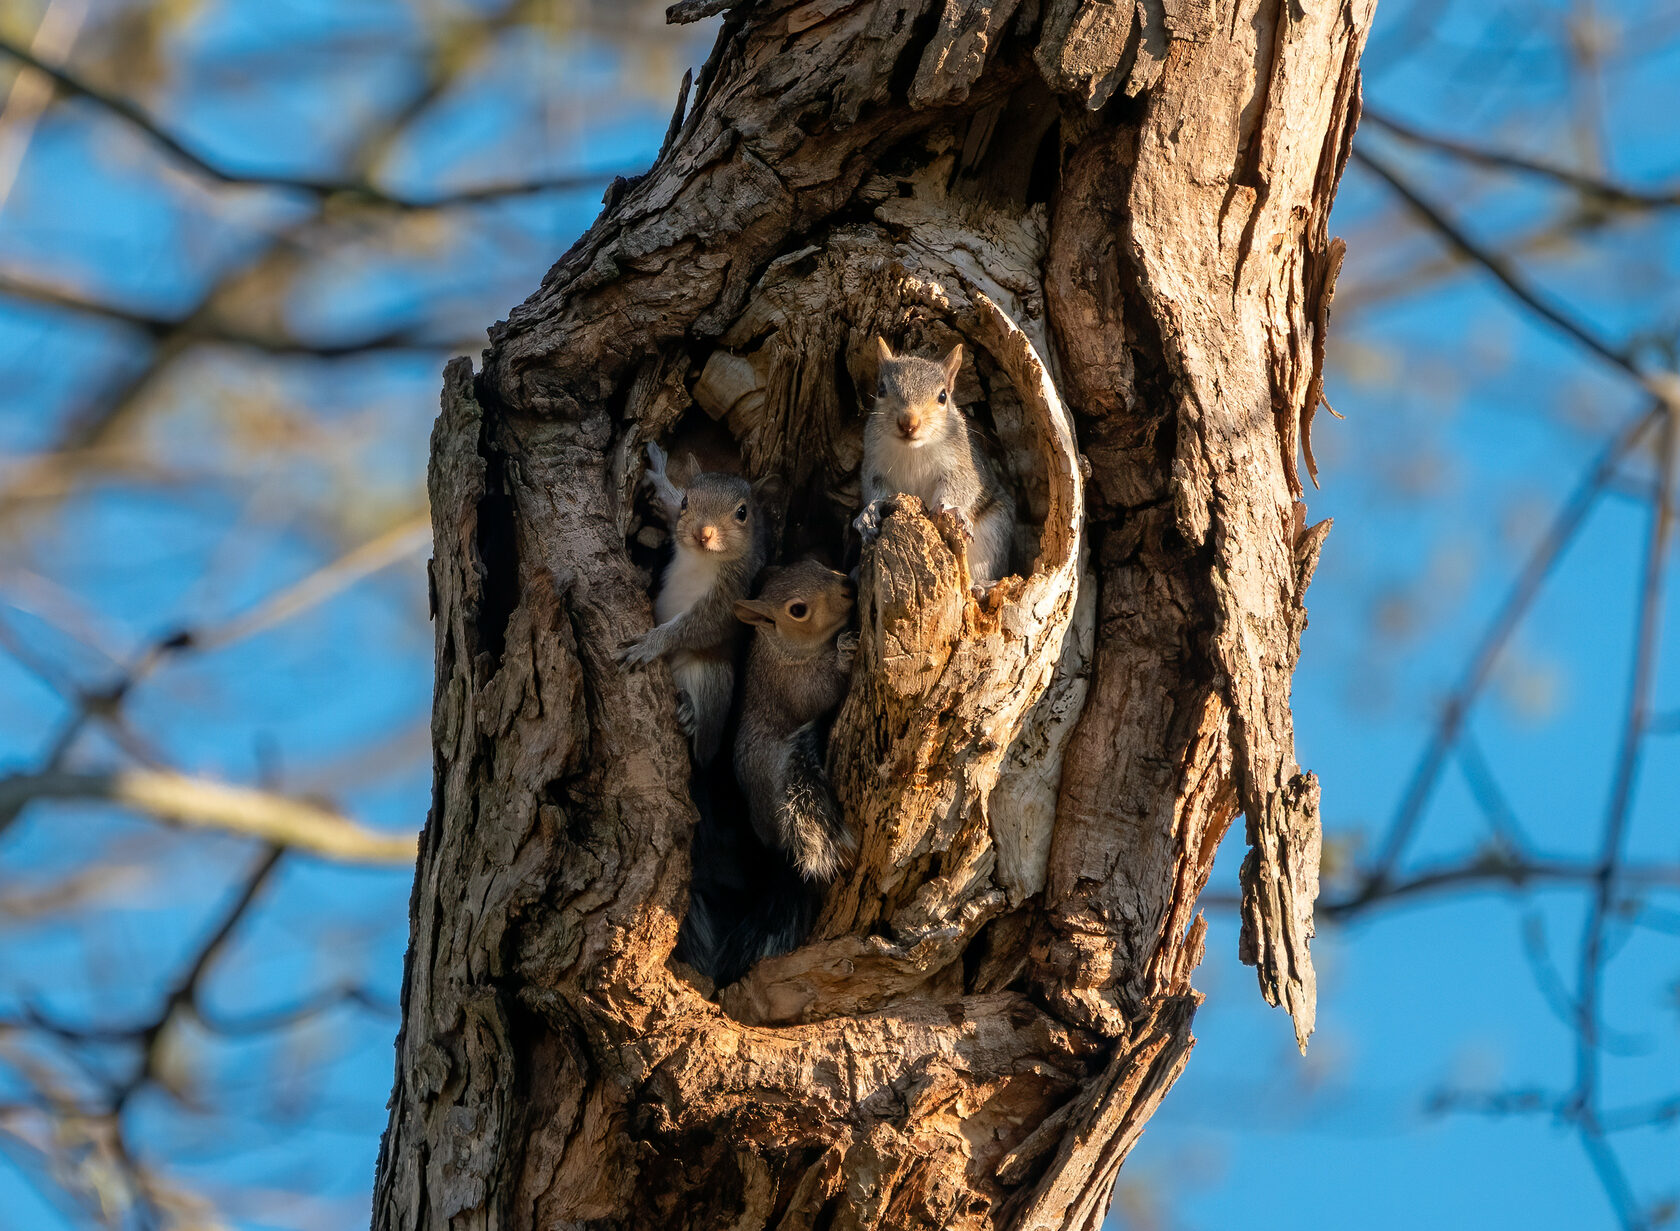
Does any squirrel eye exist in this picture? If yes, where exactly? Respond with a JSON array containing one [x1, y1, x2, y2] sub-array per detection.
[[788, 602, 808, 619], [679, 494, 688, 511], [734, 504, 748, 522], [937, 389, 948, 404]]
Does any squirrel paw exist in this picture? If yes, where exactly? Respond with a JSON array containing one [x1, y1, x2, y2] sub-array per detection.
[[615, 634, 662, 668], [854, 498, 895, 547], [674, 691, 697, 737], [936, 503, 975, 542], [835, 630, 860, 672]]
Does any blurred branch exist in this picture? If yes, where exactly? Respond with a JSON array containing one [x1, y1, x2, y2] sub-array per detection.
[[0, 34, 626, 210], [1427, 1085, 1680, 1134], [1198, 853, 1680, 918], [0, 855, 146, 920], [0, 270, 459, 357], [1327, 856, 1680, 916], [0, 514, 430, 848], [5, 0, 546, 511], [0, 0, 86, 213], [1364, 109, 1680, 208], [1350, 401, 1661, 899], [198, 984, 398, 1036], [1352, 146, 1645, 383], [194, 514, 430, 652], [0, 769, 416, 864], [1569, 406, 1676, 1231]]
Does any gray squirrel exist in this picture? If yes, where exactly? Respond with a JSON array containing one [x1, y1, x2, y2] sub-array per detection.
[[732, 559, 858, 882], [619, 442, 768, 764], [855, 337, 1016, 585]]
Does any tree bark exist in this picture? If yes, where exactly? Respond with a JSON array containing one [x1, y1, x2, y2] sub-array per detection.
[[374, 0, 1372, 1226]]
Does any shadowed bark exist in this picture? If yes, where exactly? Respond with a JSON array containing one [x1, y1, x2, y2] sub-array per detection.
[[374, 0, 1372, 1225]]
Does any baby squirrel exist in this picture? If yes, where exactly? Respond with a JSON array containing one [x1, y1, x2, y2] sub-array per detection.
[[855, 337, 1016, 585], [732, 559, 858, 882], [620, 442, 768, 764]]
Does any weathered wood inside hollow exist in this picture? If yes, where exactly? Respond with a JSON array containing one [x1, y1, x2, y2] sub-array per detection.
[[374, 0, 1372, 1227]]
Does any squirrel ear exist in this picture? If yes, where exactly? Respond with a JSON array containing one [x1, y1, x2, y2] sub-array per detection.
[[734, 599, 776, 628], [875, 335, 894, 365], [940, 342, 963, 389]]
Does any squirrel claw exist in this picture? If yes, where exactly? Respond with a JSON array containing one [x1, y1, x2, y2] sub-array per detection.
[[937, 503, 975, 542], [675, 692, 697, 736], [615, 635, 658, 668], [854, 498, 895, 547]]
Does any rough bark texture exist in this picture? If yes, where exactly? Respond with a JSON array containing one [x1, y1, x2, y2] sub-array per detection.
[[375, 1, 1371, 1227]]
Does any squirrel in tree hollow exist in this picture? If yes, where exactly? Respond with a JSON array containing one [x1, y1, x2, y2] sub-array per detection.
[[854, 336, 1016, 585], [619, 442, 768, 764], [732, 559, 858, 883]]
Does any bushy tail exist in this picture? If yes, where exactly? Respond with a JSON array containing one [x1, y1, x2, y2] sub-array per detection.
[[677, 724, 853, 988], [712, 864, 821, 987], [679, 861, 819, 988], [776, 723, 857, 882]]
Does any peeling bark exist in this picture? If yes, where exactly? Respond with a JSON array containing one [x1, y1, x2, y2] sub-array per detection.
[[375, 0, 1372, 1226]]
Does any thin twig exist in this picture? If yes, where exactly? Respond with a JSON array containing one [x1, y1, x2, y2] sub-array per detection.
[[0, 35, 624, 209], [1351, 403, 1660, 898], [0, 271, 460, 356], [1569, 406, 1675, 1231], [1196, 855, 1680, 918], [1363, 109, 1680, 209], [1353, 147, 1643, 382], [194, 515, 430, 652]]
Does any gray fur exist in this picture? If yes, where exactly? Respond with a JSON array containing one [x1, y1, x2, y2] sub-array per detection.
[[620, 443, 768, 764], [856, 340, 1016, 585], [734, 563, 858, 882]]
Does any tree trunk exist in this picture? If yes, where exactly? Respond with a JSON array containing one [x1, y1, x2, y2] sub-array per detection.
[[374, 0, 1371, 1226]]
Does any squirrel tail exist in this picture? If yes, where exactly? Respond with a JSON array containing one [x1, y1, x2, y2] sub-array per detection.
[[713, 863, 821, 986], [674, 886, 723, 979], [776, 723, 857, 882]]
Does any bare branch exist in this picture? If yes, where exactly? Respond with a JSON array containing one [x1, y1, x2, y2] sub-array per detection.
[[1353, 402, 1661, 898], [1352, 147, 1644, 383], [1313, 856, 1680, 919], [0, 34, 625, 210], [1364, 109, 1680, 209], [193, 515, 430, 652], [1569, 406, 1677, 1231], [0, 769, 416, 864], [0, 270, 460, 357]]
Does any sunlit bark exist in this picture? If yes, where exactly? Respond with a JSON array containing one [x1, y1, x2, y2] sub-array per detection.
[[375, 1, 1371, 1225]]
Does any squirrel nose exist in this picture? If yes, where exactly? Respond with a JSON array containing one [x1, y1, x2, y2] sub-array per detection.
[[697, 525, 718, 547], [897, 413, 918, 437]]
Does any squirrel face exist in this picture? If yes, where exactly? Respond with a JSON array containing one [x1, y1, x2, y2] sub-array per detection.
[[734, 559, 855, 651], [676, 473, 757, 558], [874, 337, 963, 447]]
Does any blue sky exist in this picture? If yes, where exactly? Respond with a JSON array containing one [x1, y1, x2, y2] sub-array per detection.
[[0, 0, 1675, 1227]]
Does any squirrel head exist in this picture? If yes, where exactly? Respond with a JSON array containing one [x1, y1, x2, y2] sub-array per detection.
[[734, 559, 855, 651], [675, 472, 758, 559], [873, 337, 962, 447]]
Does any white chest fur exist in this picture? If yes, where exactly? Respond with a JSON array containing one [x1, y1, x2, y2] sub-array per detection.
[[656, 545, 720, 624], [873, 422, 957, 507]]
